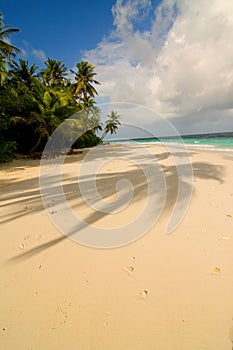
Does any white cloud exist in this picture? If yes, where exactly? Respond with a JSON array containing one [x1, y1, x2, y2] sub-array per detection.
[[22, 40, 47, 63], [84, 0, 233, 133], [112, 0, 152, 37], [31, 49, 47, 62]]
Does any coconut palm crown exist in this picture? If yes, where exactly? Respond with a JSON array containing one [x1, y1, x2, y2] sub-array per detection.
[[71, 61, 100, 106], [0, 12, 20, 62], [40, 58, 67, 87], [101, 111, 121, 140]]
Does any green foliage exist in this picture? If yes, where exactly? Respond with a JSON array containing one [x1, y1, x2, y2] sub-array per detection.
[[0, 11, 121, 162], [9, 59, 38, 91], [101, 111, 121, 140], [0, 12, 20, 62], [72, 130, 101, 149], [71, 61, 100, 107], [40, 58, 67, 87], [0, 139, 17, 162], [0, 56, 7, 86]]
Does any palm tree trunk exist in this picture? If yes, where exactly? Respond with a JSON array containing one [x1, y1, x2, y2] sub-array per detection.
[[29, 133, 42, 153], [101, 130, 108, 141]]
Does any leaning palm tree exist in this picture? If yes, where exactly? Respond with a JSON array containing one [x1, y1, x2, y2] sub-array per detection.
[[101, 111, 121, 140], [71, 61, 100, 107], [0, 12, 20, 62], [40, 58, 67, 87]]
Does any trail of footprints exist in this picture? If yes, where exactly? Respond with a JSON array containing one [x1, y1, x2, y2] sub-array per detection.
[[123, 256, 149, 299]]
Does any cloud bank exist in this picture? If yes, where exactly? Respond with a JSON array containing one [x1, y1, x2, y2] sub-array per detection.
[[84, 0, 233, 134]]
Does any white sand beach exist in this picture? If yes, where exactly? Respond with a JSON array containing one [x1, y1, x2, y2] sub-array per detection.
[[0, 144, 233, 350]]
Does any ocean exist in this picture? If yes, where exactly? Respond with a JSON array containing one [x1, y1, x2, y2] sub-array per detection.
[[111, 132, 233, 151]]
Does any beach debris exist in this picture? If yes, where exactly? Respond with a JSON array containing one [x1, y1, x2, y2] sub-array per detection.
[[104, 321, 109, 328], [226, 214, 232, 218], [131, 256, 136, 260], [24, 206, 32, 210], [223, 236, 230, 240], [140, 289, 149, 298], [211, 267, 221, 275]]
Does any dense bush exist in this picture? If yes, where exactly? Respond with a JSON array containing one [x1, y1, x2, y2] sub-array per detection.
[[0, 139, 17, 162], [72, 130, 101, 149]]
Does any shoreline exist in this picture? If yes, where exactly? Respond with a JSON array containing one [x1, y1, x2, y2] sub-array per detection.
[[109, 140, 233, 153]]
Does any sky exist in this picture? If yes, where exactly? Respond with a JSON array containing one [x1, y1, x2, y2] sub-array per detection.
[[1, 0, 233, 136]]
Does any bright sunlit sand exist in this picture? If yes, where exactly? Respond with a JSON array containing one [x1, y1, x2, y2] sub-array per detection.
[[0, 144, 233, 350]]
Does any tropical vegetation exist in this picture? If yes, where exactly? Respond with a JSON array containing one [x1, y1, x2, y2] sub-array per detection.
[[0, 11, 121, 162], [101, 111, 122, 141]]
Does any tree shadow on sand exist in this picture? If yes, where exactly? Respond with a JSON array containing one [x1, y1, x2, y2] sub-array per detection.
[[3, 145, 225, 263]]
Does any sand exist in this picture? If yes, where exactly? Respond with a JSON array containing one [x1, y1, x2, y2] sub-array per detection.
[[0, 144, 233, 350]]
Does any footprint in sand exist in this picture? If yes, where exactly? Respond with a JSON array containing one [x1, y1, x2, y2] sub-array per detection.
[[140, 289, 149, 299], [19, 243, 27, 249], [123, 266, 134, 274], [211, 267, 221, 275]]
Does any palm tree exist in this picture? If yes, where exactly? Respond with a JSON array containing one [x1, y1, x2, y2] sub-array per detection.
[[101, 111, 121, 140], [40, 58, 67, 87], [28, 84, 78, 152], [71, 61, 100, 106], [77, 96, 102, 132], [88, 104, 102, 134], [0, 12, 20, 62], [0, 56, 7, 86], [8, 84, 76, 153], [9, 59, 38, 91]]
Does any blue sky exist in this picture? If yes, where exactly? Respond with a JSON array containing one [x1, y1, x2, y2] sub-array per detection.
[[1, 0, 162, 68], [1, 0, 233, 134], [0, 0, 117, 67]]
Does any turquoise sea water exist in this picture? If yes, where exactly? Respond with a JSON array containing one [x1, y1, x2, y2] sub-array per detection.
[[111, 135, 233, 150], [136, 137, 233, 149]]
